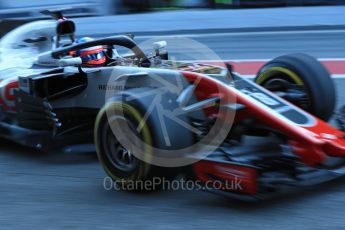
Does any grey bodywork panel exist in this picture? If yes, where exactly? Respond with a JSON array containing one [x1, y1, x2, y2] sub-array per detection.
[[48, 66, 191, 110]]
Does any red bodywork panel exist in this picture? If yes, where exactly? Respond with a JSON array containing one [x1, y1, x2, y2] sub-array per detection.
[[181, 71, 345, 167], [0, 79, 18, 112], [193, 160, 257, 195]]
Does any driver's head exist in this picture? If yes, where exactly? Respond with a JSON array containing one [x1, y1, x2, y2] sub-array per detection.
[[76, 37, 106, 67]]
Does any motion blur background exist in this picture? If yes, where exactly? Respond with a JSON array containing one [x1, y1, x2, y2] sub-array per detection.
[[1, 0, 345, 229], [0, 0, 345, 18]]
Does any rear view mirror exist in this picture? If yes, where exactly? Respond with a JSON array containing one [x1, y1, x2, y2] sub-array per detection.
[[153, 41, 167, 51], [23, 36, 47, 44], [153, 41, 167, 56], [59, 57, 82, 67]]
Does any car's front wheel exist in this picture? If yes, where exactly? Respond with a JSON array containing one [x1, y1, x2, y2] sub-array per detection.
[[255, 53, 336, 121], [95, 88, 194, 190]]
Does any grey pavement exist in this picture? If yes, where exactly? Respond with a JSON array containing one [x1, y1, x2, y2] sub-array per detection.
[[74, 6, 345, 36], [132, 30, 345, 60], [78, 6, 345, 60]]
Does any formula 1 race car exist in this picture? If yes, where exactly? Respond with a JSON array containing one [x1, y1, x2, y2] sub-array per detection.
[[1, 10, 345, 200]]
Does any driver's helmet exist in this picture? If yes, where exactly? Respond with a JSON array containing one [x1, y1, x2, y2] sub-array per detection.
[[75, 37, 106, 67]]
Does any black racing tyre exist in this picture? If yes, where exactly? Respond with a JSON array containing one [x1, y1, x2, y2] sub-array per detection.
[[95, 88, 194, 190], [255, 53, 336, 121]]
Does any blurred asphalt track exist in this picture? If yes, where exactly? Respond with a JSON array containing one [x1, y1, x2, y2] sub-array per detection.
[[1, 6, 345, 229]]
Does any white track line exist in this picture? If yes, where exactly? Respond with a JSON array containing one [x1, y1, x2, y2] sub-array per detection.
[[136, 29, 345, 39], [187, 58, 345, 62], [186, 60, 345, 78], [241, 74, 345, 79], [331, 74, 345, 79]]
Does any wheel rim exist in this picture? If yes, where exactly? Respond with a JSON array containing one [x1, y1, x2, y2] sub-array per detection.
[[263, 76, 310, 111], [102, 116, 139, 172]]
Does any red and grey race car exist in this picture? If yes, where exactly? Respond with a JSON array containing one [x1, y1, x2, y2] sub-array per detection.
[[1, 10, 345, 200]]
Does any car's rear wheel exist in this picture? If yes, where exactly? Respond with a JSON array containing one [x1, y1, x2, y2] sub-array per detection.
[[255, 53, 336, 121]]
